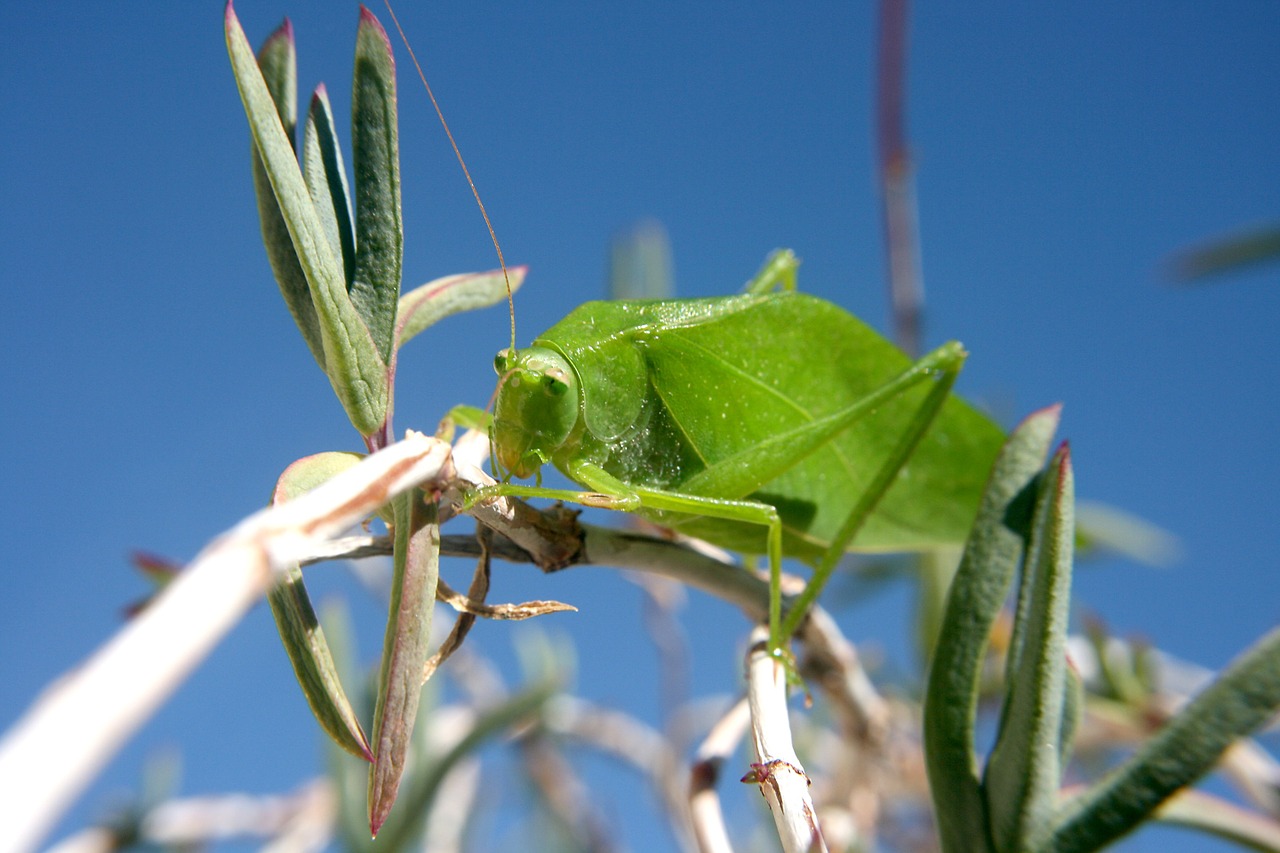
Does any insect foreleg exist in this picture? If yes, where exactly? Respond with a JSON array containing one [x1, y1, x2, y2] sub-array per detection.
[[466, 482, 640, 512], [467, 462, 789, 643], [567, 460, 788, 650]]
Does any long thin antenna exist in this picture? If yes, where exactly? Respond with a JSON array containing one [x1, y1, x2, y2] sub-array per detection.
[[383, 1, 517, 353]]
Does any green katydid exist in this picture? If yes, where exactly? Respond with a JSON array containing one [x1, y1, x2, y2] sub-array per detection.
[[473, 251, 1003, 654], [382, 4, 1003, 657]]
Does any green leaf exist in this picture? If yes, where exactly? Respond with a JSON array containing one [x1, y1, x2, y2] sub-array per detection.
[[275, 450, 365, 498], [350, 7, 402, 365], [254, 20, 296, 140], [368, 493, 440, 837], [913, 547, 962, 670], [304, 85, 356, 288], [322, 601, 447, 853], [248, 20, 328, 371], [983, 444, 1075, 852], [923, 404, 1061, 853], [318, 602, 379, 853], [1058, 659, 1083, 774], [226, 2, 388, 437], [1045, 627, 1280, 852], [397, 267, 527, 348], [266, 452, 372, 762], [268, 571, 372, 761]]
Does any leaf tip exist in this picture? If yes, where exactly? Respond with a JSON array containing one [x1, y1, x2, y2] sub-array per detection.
[[1050, 441, 1074, 493], [263, 17, 294, 50], [357, 5, 395, 59], [369, 800, 389, 839], [1022, 402, 1063, 432]]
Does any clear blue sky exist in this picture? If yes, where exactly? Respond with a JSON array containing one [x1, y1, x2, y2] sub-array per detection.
[[2, 3, 1277, 851]]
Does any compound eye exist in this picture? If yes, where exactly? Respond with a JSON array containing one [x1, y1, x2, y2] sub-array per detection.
[[543, 368, 569, 396], [493, 349, 513, 375]]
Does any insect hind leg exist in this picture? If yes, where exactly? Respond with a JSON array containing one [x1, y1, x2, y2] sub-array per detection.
[[774, 341, 967, 645]]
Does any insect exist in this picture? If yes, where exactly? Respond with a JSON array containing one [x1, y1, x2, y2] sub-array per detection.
[[381, 5, 1003, 656], [476, 251, 1003, 654]]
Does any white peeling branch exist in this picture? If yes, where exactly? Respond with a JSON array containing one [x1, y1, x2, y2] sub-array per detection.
[[745, 627, 828, 853], [44, 779, 334, 853], [689, 696, 752, 853], [0, 432, 454, 853], [543, 695, 697, 851]]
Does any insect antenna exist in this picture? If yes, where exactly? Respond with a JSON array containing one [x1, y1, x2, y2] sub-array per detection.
[[382, 1, 517, 355]]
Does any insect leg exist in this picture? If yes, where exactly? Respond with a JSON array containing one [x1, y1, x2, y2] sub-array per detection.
[[466, 481, 641, 512], [774, 341, 967, 645], [469, 470, 790, 653], [566, 461, 789, 654]]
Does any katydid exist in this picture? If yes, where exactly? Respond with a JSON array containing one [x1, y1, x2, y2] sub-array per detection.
[[381, 4, 1003, 655], [476, 252, 1003, 654]]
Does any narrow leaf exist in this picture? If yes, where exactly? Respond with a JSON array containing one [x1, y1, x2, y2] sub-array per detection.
[[267, 571, 372, 761], [226, 2, 388, 436], [248, 20, 327, 370], [267, 452, 372, 761], [351, 7, 402, 364], [255, 19, 296, 140], [923, 404, 1061, 853], [318, 602, 385, 853], [304, 84, 356, 287], [983, 444, 1075, 852], [1058, 658, 1084, 773], [372, 678, 559, 852], [397, 267, 527, 348], [368, 493, 440, 837], [1046, 627, 1280, 853]]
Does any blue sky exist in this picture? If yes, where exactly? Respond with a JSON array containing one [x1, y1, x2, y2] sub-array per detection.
[[2, 3, 1277, 851]]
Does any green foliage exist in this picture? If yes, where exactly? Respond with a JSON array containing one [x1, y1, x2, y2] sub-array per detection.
[[227, 3, 525, 837], [227, 6, 389, 438], [924, 411, 1280, 852]]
